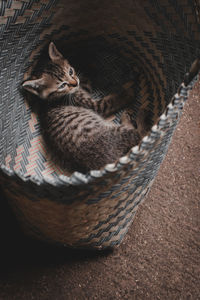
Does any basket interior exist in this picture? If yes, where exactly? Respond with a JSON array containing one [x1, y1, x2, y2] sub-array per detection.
[[0, 0, 199, 179]]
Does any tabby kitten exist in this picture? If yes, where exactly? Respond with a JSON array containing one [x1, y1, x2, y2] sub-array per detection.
[[22, 42, 150, 173]]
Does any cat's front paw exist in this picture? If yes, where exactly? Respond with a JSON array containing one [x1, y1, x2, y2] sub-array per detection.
[[81, 78, 93, 93]]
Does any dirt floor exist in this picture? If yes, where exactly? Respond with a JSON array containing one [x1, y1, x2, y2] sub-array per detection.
[[0, 79, 199, 300]]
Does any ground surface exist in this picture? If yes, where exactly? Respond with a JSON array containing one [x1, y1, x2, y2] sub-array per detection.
[[0, 80, 199, 300]]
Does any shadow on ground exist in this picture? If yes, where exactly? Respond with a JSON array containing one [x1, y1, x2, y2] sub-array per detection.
[[0, 189, 112, 277]]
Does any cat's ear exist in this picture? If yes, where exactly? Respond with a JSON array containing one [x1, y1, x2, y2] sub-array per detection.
[[22, 78, 44, 96], [48, 42, 63, 61]]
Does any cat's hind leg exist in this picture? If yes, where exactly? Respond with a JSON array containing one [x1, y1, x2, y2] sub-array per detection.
[[122, 107, 152, 137], [120, 108, 137, 129]]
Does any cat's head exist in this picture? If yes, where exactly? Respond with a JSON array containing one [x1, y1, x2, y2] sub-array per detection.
[[22, 42, 79, 100]]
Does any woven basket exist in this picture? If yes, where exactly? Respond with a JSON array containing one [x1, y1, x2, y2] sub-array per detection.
[[0, 0, 200, 249]]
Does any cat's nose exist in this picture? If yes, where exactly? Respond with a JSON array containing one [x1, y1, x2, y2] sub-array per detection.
[[68, 79, 78, 87]]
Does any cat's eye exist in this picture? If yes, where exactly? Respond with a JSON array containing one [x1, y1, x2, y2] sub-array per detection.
[[58, 82, 67, 89], [69, 68, 73, 76]]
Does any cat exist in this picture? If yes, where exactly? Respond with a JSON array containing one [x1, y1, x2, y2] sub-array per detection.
[[22, 42, 151, 173]]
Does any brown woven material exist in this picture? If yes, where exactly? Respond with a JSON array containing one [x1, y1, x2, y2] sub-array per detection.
[[0, 81, 199, 298], [0, 0, 199, 248]]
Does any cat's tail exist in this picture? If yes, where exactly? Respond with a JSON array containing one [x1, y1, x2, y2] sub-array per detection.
[[136, 108, 153, 138]]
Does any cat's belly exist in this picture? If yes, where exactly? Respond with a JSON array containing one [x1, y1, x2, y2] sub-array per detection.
[[42, 105, 136, 172]]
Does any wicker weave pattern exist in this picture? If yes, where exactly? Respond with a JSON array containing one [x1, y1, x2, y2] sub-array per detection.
[[0, 0, 199, 248]]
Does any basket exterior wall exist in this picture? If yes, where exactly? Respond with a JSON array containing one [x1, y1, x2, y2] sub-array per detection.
[[0, 82, 193, 248]]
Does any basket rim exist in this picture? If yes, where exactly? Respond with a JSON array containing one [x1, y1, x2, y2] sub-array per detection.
[[0, 68, 199, 187]]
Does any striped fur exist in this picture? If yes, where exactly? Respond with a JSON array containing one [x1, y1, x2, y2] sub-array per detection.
[[22, 43, 151, 173]]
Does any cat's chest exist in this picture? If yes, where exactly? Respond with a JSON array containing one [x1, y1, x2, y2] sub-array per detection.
[[44, 104, 94, 123]]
